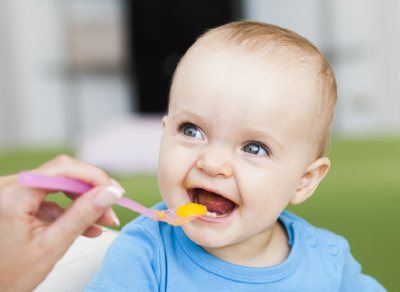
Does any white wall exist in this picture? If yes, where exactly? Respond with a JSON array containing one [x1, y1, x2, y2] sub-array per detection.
[[0, 0, 10, 148], [0, 0, 131, 150], [1, 0, 68, 148], [244, 0, 323, 46], [331, 0, 400, 134], [244, 0, 400, 135], [74, 75, 131, 134]]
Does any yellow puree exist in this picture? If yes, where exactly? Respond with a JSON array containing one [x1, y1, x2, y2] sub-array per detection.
[[176, 203, 207, 217]]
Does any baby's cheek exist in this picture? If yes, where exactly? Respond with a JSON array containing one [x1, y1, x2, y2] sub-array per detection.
[[157, 154, 173, 197], [158, 147, 186, 201], [158, 136, 199, 194]]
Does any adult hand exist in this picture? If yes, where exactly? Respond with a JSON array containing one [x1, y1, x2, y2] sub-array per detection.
[[0, 155, 124, 292]]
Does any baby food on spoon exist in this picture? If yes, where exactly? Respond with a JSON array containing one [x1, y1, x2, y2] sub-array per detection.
[[176, 203, 208, 217]]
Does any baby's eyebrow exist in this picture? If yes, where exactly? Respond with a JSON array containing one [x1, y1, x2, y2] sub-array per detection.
[[171, 111, 204, 123]]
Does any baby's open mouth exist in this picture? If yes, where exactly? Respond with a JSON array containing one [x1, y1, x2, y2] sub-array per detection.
[[189, 188, 237, 218]]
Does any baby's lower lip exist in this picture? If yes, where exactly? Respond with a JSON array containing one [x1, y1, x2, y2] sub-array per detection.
[[198, 205, 239, 223]]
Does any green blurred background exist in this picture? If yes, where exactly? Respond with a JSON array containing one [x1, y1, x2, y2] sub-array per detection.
[[0, 136, 398, 290]]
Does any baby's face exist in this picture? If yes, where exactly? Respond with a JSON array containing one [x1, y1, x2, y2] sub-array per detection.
[[158, 47, 319, 250]]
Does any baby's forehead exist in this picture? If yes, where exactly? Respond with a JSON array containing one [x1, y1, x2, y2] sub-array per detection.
[[193, 28, 320, 67], [175, 43, 321, 101], [182, 39, 321, 87], [173, 48, 320, 122]]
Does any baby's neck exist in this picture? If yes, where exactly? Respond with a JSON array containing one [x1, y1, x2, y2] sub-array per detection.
[[202, 221, 290, 268]]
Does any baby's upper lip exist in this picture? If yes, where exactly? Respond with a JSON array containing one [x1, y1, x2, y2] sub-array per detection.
[[185, 183, 237, 205]]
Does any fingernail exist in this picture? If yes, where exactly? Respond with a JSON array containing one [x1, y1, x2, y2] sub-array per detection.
[[109, 210, 120, 226], [94, 186, 125, 208]]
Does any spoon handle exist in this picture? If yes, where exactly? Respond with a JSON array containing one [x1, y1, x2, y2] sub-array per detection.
[[18, 171, 92, 193], [18, 171, 158, 219], [116, 197, 158, 219]]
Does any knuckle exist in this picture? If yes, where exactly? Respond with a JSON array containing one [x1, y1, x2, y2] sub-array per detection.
[[82, 164, 111, 185], [93, 167, 110, 182], [53, 154, 74, 165], [37, 154, 74, 170]]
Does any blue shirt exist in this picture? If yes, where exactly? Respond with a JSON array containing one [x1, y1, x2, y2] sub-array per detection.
[[85, 202, 386, 291]]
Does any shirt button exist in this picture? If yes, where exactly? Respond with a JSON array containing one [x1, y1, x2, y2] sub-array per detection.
[[329, 244, 339, 256], [307, 235, 317, 247]]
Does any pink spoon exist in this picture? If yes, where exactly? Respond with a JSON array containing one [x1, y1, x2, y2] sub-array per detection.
[[18, 171, 206, 225]]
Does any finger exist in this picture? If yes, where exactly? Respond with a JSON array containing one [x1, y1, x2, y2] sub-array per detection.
[[3, 174, 73, 215], [36, 201, 65, 223], [96, 207, 120, 226], [43, 185, 124, 251], [65, 192, 119, 226], [36, 200, 106, 237], [64, 178, 122, 200], [65, 192, 78, 200], [0, 184, 48, 219], [36, 201, 107, 237], [0, 174, 43, 205], [35, 154, 112, 187], [0, 174, 18, 187], [82, 225, 104, 238], [110, 178, 122, 188]]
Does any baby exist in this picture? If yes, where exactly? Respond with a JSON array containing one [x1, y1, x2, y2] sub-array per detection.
[[85, 21, 386, 291]]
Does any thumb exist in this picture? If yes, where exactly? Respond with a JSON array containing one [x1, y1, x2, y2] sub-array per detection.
[[44, 186, 125, 251]]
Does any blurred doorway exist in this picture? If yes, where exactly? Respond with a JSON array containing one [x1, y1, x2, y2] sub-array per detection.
[[125, 0, 242, 113]]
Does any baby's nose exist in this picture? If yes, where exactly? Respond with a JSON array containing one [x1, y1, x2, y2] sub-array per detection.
[[196, 143, 233, 177]]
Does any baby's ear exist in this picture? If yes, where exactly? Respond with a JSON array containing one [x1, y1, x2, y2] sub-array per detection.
[[290, 157, 331, 205], [162, 115, 168, 128]]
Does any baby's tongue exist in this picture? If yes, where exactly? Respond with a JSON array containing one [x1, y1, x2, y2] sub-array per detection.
[[196, 189, 235, 215]]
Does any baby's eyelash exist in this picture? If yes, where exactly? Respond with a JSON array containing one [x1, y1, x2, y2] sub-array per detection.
[[177, 120, 204, 140], [176, 120, 193, 132], [244, 141, 272, 157]]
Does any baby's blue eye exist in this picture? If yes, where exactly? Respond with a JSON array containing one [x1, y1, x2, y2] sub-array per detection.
[[242, 143, 268, 156], [182, 125, 204, 139]]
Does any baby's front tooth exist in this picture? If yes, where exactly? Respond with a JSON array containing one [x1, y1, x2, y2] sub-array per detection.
[[206, 211, 217, 218]]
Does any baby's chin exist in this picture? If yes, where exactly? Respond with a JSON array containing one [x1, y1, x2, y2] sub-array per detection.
[[181, 223, 232, 249]]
